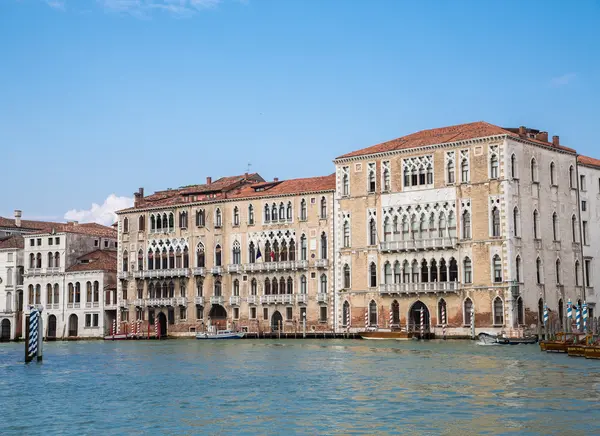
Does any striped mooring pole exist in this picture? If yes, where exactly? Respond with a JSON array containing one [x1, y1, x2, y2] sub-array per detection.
[[25, 307, 43, 363], [155, 318, 159, 338], [389, 310, 393, 328], [420, 306, 424, 339], [543, 304, 549, 340], [365, 310, 369, 329], [112, 319, 117, 336], [130, 320, 134, 335], [567, 299, 572, 333], [470, 305, 475, 339], [576, 305, 581, 332], [441, 304, 447, 339], [136, 319, 141, 336], [583, 302, 588, 333]]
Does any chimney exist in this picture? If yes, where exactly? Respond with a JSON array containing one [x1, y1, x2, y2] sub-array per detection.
[[518, 126, 527, 135], [274, 177, 279, 182], [133, 187, 144, 207], [67, 220, 79, 225], [552, 135, 560, 147], [14, 210, 22, 227], [206, 176, 212, 185], [535, 131, 549, 142]]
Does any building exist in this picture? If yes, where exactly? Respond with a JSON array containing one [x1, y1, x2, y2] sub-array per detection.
[[0, 235, 24, 340], [116, 173, 335, 336], [333, 122, 587, 335]]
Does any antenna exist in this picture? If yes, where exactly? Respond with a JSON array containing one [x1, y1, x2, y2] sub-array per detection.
[[247, 162, 252, 174]]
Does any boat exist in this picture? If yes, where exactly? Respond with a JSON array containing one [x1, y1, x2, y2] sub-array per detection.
[[542, 332, 587, 353], [359, 330, 414, 340], [196, 329, 245, 340], [584, 345, 600, 359], [478, 332, 537, 345]]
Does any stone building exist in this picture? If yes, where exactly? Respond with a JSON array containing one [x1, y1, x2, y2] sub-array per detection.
[[116, 173, 335, 336], [0, 235, 24, 340], [333, 122, 587, 335]]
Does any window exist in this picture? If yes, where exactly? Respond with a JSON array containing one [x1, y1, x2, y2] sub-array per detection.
[[343, 264, 350, 288], [248, 204, 254, 225], [384, 262, 392, 284], [320, 232, 327, 259], [550, 162, 556, 186], [461, 159, 469, 183], [383, 217, 391, 241], [6, 268, 12, 286], [30, 239, 34, 247], [572, 215, 578, 243], [319, 306, 328, 323], [490, 155, 499, 179], [233, 279, 240, 296], [536, 258, 543, 284], [122, 251, 128, 272], [343, 221, 350, 248], [179, 211, 188, 229], [180, 307, 187, 320], [552, 213, 559, 241], [7, 253, 12, 262], [533, 210, 540, 239], [320, 274, 327, 294], [582, 200, 587, 212], [493, 297, 504, 325], [492, 255, 502, 283], [214, 278, 221, 296], [517, 297, 524, 325], [575, 261, 580, 286], [104, 240, 109, 248], [264, 204, 270, 223], [585, 259, 592, 287], [48, 237, 53, 246], [93, 313, 99, 327], [463, 257, 472, 284], [367, 163, 376, 193], [569, 166, 575, 188], [215, 209, 222, 228], [462, 211, 471, 239], [369, 263, 377, 287], [94, 239, 99, 247], [447, 160, 455, 184], [342, 167, 350, 196], [369, 219, 376, 246], [36, 238, 41, 246], [300, 235, 307, 261], [510, 154, 517, 179], [580, 175, 586, 191], [286, 307, 293, 321], [368, 300, 377, 326], [300, 275, 307, 294], [464, 298, 473, 325], [556, 259, 562, 284], [531, 158, 538, 182], [300, 199, 307, 221], [215, 245, 222, 266], [85, 314, 92, 327], [232, 241, 241, 265], [196, 209, 205, 227], [583, 221, 589, 245], [491, 207, 500, 237], [233, 207, 240, 226], [36, 253, 41, 268], [515, 256, 522, 282], [382, 161, 390, 192], [286, 202, 292, 221], [320, 197, 327, 219], [279, 202, 285, 222], [139, 215, 145, 232]]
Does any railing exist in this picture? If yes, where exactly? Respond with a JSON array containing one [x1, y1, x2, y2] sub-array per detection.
[[379, 237, 457, 252], [260, 294, 294, 304], [175, 297, 188, 306], [379, 281, 462, 294], [46, 267, 61, 274], [244, 263, 265, 272], [194, 296, 205, 305], [192, 267, 206, 276], [105, 302, 117, 310], [146, 298, 176, 307], [229, 296, 241, 306], [117, 271, 129, 280], [315, 259, 329, 268], [133, 298, 146, 307], [210, 296, 224, 305], [142, 268, 190, 279], [243, 260, 308, 273], [296, 294, 307, 304], [247, 295, 257, 305], [46, 303, 60, 310], [227, 264, 242, 274], [317, 293, 328, 303], [133, 271, 144, 279], [27, 268, 43, 276], [210, 266, 223, 275], [119, 300, 129, 308]]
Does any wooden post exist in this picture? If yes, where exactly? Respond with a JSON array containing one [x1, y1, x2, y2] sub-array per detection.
[[24, 314, 31, 363], [37, 313, 43, 362]]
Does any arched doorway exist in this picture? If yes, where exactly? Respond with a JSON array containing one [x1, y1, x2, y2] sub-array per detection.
[[208, 304, 227, 330], [68, 314, 78, 337], [408, 301, 430, 332], [157, 312, 167, 337], [271, 311, 283, 331], [391, 300, 400, 326], [47, 315, 57, 339], [517, 297, 524, 325], [0, 319, 10, 341]]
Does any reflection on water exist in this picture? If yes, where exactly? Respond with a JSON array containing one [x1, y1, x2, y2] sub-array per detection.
[[1, 339, 599, 435]]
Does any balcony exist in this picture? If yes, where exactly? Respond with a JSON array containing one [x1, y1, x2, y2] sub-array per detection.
[[244, 263, 265, 273], [105, 302, 117, 310], [133, 298, 146, 307], [247, 295, 257, 305], [210, 266, 223, 275], [117, 271, 129, 280], [379, 237, 457, 253], [315, 259, 329, 268], [317, 293, 328, 303], [260, 294, 294, 305], [46, 303, 60, 310], [210, 296, 224, 305], [142, 268, 190, 279], [227, 264, 242, 274], [146, 298, 176, 307], [229, 296, 241, 306], [194, 296, 205, 305], [133, 271, 144, 279], [175, 297, 188, 306], [192, 267, 206, 276], [379, 281, 462, 294], [296, 294, 307, 304], [243, 260, 309, 273], [26, 268, 43, 276], [46, 267, 61, 274], [119, 300, 129, 308]]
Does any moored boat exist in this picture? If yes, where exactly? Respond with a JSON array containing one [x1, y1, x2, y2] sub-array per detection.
[[359, 331, 414, 340], [584, 346, 600, 359], [196, 329, 245, 340], [478, 332, 537, 345], [567, 344, 587, 357], [543, 333, 588, 354]]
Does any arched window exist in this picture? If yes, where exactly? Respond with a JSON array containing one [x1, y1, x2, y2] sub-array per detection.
[[461, 159, 469, 183], [233, 279, 240, 296], [168, 213, 173, 230], [513, 207, 520, 237], [215, 209, 222, 228], [196, 209, 205, 227], [464, 298, 473, 325], [286, 202, 292, 220], [369, 219, 376, 245], [138, 249, 143, 270], [215, 245, 222, 266], [123, 217, 129, 233], [320, 274, 327, 294], [368, 300, 377, 327], [86, 281, 92, 302], [462, 211, 471, 239], [533, 210, 540, 239], [556, 258, 561, 284], [383, 166, 391, 191], [438, 298, 447, 325], [289, 239, 296, 261], [439, 258, 447, 282], [447, 211, 456, 238], [490, 155, 499, 179], [183, 247, 189, 268], [122, 251, 128, 272], [156, 214, 162, 231], [214, 278, 221, 297], [93, 281, 99, 302], [232, 241, 241, 265], [233, 207, 239, 226], [74, 282, 80, 303], [139, 215, 145, 231], [175, 247, 182, 268], [300, 275, 307, 294], [550, 162, 556, 186], [447, 160, 455, 184], [411, 260, 419, 283], [492, 207, 500, 237], [369, 262, 377, 287], [516, 255, 522, 282], [36, 253, 41, 268], [438, 213, 446, 238], [250, 278, 257, 296], [426, 164, 433, 184], [493, 255, 502, 283], [384, 262, 392, 284], [273, 241, 279, 262], [569, 165, 575, 188], [34, 284, 41, 304], [391, 300, 400, 325], [342, 173, 350, 196], [510, 154, 517, 179], [28, 284, 34, 305], [531, 158, 538, 182], [575, 260, 580, 286], [46, 284, 52, 305], [421, 259, 429, 283], [147, 249, 154, 270], [320, 232, 327, 259], [264, 204, 270, 222], [47, 252, 53, 268], [248, 204, 254, 225], [287, 277, 293, 294], [552, 212, 559, 241], [150, 215, 156, 232], [264, 241, 272, 263], [300, 235, 307, 261], [536, 257, 543, 284], [249, 242, 256, 263], [279, 203, 285, 221], [264, 278, 271, 295], [169, 247, 175, 269], [463, 257, 472, 284], [273, 277, 280, 295], [393, 216, 400, 240], [493, 297, 504, 325], [299, 199, 307, 221], [54, 283, 59, 304], [383, 217, 391, 242], [572, 215, 578, 242], [29, 253, 35, 269], [368, 165, 376, 192], [195, 278, 203, 297], [517, 297, 524, 325], [320, 197, 327, 219], [280, 241, 288, 262], [179, 211, 188, 229], [343, 264, 351, 288]]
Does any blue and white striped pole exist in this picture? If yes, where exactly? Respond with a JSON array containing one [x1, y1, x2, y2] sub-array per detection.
[[582, 302, 588, 333], [567, 299, 572, 333], [543, 304, 549, 340], [28, 308, 39, 359], [576, 305, 581, 332]]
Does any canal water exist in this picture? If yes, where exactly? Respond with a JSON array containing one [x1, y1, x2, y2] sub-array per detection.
[[0, 339, 598, 435]]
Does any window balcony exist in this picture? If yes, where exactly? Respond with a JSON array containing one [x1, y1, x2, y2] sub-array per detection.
[[247, 295, 257, 305], [26, 268, 43, 276], [229, 296, 241, 306], [296, 294, 307, 304], [227, 264, 242, 274], [146, 298, 176, 307], [379, 237, 457, 253], [175, 297, 187, 306], [210, 266, 223, 275], [317, 293, 328, 303], [119, 300, 129, 308], [133, 271, 144, 279], [210, 296, 224, 305], [294, 260, 309, 269], [105, 302, 118, 310], [142, 268, 190, 279], [192, 267, 206, 276], [46, 303, 60, 310], [133, 299, 146, 307], [244, 263, 265, 273], [315, 259, 329, 268], [379, 281, 462, 294], [117, 271, 130, 280], [46, 267, 61, 274], [194, 296, 205, 305], [260, 294, 294, 305]]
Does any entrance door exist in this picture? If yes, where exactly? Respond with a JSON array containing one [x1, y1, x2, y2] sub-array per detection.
[[47, 315, 57, 338], [68, 314, 78, 337], [409, 301, 430, 332], [157, 312, 167, 337], [0, 319, 10, 341], [271, 311, 283, 331], [208, 304, 227, 330]]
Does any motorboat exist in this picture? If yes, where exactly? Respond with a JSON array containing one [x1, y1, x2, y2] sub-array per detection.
[[196, 329, 245, 340], [478, 332, 537, 345]]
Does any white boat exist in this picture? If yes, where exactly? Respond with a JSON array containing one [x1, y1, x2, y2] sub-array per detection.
[[196, 329, 245, 340]]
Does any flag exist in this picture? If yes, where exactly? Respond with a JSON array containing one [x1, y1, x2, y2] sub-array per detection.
[[270, 250, 275, 261], [256, 245, 262, 261]]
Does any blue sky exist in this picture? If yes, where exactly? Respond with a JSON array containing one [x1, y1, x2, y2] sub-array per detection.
[[1, 0, 599, 224]]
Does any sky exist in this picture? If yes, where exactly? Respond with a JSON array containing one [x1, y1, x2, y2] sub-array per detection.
[[1, 0, 599, 225]]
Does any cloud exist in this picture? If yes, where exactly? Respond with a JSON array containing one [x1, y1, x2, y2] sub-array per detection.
[[64, 194, 134, 226], [550, 73, 577, 87], [44, 0, 66, 9], [97, 0, 221, 16]]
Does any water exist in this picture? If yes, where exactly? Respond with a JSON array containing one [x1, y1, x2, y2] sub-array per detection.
[[0, 339, 598, 435]]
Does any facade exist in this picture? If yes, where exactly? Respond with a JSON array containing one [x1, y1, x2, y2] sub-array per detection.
[[116, 174, 335, 337], [333, 122, 587, 335], [0, 236, 24, 340]]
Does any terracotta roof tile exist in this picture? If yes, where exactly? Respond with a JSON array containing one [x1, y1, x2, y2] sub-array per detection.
[[0, 235, 24, 250], [578, 155, 600, 169], [336, 121, 575, 159], [66, 249, 117, 273], [0, 217, 65, 232], [0, 217, 116, 239], [228, 174, 336, 200]]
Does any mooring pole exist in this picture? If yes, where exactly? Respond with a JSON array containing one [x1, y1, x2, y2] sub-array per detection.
[[470, 306, 475, 339], [37, 308, 44, 362], [24, 314, 31, 363], [302, 312, 306, 338]]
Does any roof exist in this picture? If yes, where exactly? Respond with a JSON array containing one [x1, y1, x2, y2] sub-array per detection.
[[26, 222, 117, 239], [0, 235, 24, 250], [578, 155, 600, 169], [228, 174, 336, 200], [66, 249, 117, 273], [336, 121, 576, 159], [0, 217, 65, 232]]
